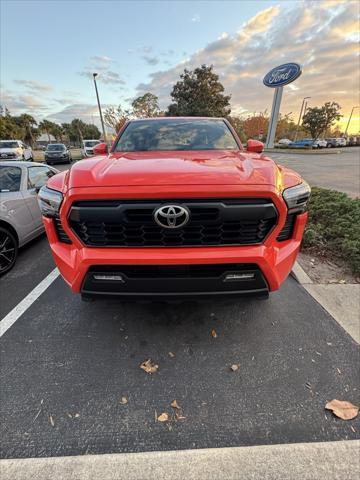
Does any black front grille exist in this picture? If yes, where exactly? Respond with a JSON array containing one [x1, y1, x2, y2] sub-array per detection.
[[277, 214, 296, 241], [54, 216, 72, 244], [68, 199, 278, 247]]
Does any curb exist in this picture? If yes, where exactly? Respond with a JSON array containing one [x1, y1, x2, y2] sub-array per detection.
[[291, 262, 360, 343], [1, 440, 359, 480]]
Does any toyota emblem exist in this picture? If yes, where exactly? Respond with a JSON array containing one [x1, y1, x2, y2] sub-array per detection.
[[154, 205, 190, 229]]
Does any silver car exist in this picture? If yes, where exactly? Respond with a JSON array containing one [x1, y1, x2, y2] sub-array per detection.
[[0, 161, 59, 274]]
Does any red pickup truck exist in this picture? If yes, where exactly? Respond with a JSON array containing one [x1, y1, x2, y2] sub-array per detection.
[[38, 117, 310, 300]]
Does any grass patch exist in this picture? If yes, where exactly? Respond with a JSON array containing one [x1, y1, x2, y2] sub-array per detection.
[[303, 187, 360, 275]]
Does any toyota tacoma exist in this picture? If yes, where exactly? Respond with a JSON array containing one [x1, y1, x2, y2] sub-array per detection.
[[38, 117, 310, 300]]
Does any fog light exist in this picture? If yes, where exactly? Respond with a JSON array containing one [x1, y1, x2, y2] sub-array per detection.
[[93, 274, 125, 282], [224, 272, 255, 282]]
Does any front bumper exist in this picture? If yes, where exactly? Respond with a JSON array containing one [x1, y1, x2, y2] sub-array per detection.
[[45, 156, 69, 164]]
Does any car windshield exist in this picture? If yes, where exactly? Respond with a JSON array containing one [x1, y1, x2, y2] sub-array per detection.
[[0, 166, 22, 192], [114, 119, 239, 152], [46, 144, 65, 151], [84, 141, 99, 147], [0, 141, 18, 149]]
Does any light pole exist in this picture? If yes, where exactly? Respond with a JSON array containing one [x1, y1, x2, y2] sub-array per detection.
[[344, 106, 359, 136], [294, 96, 310, 141], [93, 73, 107, 144]]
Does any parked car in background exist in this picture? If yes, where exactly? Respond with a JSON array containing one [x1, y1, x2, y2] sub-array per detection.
[[325, 138, 345, 148], [44, 144, 72, 165], [0, 161, 59, 274], [278, 138, 292, 145], [0, 140, 33, 161], [290, 139, 314, 148], [81, 139, 101, 158], [312, 139, 327, 149]]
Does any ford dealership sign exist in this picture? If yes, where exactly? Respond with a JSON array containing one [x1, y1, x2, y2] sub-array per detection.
[[263, 63, 302, 88]]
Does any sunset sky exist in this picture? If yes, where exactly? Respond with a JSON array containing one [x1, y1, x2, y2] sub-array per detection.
[[1, 0, 359, 133]]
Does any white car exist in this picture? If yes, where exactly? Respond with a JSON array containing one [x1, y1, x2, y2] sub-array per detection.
[[336, 138, 347, 147], [81, 139, 101, 158], [0, 140, 33, 161], [278, 138, 293, 145], [312, 139, 327, 149]]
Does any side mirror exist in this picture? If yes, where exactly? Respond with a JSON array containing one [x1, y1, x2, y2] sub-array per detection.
[[247, 139, 264, 153], [93, 143, 108, 155]]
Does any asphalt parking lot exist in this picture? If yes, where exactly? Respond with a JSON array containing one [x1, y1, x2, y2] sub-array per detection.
[[0, 233, 359, 459]]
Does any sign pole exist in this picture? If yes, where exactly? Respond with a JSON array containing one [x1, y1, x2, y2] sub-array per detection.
[[265, 86, 283, 148]]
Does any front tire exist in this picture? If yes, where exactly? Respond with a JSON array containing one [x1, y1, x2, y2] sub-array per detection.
[[0, 227, 18, 275]]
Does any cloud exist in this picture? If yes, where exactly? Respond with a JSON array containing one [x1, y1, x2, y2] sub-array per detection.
[[135, 1, 359, 117], [46, 103, 100, 123], [191, 14, 200, 23], [141, 55, 160, 66], [90, 55, 112, 65], [79, 70, 126, 85], [13, 79, 52, 94], [1, 89, 50, 113]]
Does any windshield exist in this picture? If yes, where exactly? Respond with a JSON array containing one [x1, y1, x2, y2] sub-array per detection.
[[84, 141, 99, 147], [114, 119, 239, 152], [46, 144, 65, 151], [0, 141, 18, 149]]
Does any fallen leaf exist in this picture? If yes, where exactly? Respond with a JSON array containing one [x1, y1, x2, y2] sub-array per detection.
[[49, 415, 55, 427], [337, 368, 342, 374], [157, 412, 169, 422], [339, 279, 346, 284], [119, 397, 128, 405], [211, 329, 218, 338], [140, 359, 159, 374], [74, 413, 80, 418], [168, 352, 175, 358], [350, 425, 356, 433], [325, 399, 359, 420], [171, 400, 180, 409], [230, 364, 240, 372], [67, 413, 73, 419]]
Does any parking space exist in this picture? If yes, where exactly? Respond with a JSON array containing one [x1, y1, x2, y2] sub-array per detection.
[[1, 257, 359, 459]]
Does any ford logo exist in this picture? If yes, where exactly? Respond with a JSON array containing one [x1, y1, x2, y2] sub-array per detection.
[[154, 205, 190, 229], [263, 63, 302, 88]]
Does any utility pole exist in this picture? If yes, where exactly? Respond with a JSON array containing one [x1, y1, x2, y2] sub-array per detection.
[[344, 106, 359, 136], [93, 73, 107, 144], [294, 96, 310, 141]]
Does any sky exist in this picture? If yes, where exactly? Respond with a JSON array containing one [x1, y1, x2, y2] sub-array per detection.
[[1, 0, 359, 133]]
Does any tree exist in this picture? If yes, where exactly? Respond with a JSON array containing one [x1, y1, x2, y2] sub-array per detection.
[[83, 124, 101, 139], [302, 102, 342, 140], [104, 105, 129, 133], [15, 114, 37, 146], [132, 93, 160, 118], [167, 65, 231, 117], [242, 112, 269, 140], [39, 120, 59, 142]]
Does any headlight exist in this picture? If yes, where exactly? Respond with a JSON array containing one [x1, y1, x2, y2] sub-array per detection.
[[38, 186, 63, 218], [283, 181, 311, 213]]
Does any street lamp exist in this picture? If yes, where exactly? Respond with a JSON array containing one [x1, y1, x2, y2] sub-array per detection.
[[344, 106, 359, 136], [93, 73, 107, 144], [294, 96, 311, 141]]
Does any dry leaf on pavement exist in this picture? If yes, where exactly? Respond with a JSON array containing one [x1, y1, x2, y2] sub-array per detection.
[[168, 352, 175, 358], [230, 364, 240, 372], [157, 412, 169, 422], [171, 400, 180, 409], [119, 397, 128, 405], [49, 415, 55, 427], [140, 359, 159, 374], [211, 329, 218, 338], [175, 412, 186, 420], [325, 399, 359, 420]]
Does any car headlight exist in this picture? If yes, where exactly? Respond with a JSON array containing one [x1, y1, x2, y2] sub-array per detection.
[[282, 181, 311, 213], [38, 186, 63, 218]]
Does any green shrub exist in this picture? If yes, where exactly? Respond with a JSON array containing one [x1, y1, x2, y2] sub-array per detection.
[[303, 187, 360, 275]]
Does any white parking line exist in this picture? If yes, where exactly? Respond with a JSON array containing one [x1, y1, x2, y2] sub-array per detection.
[[0, 268, 60, 338]]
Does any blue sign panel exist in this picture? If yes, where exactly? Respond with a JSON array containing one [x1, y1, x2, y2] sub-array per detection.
[[263, 63, 302, 88]]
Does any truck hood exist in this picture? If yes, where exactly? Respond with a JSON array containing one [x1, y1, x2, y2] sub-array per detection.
[[67, 150, 283, 189]]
